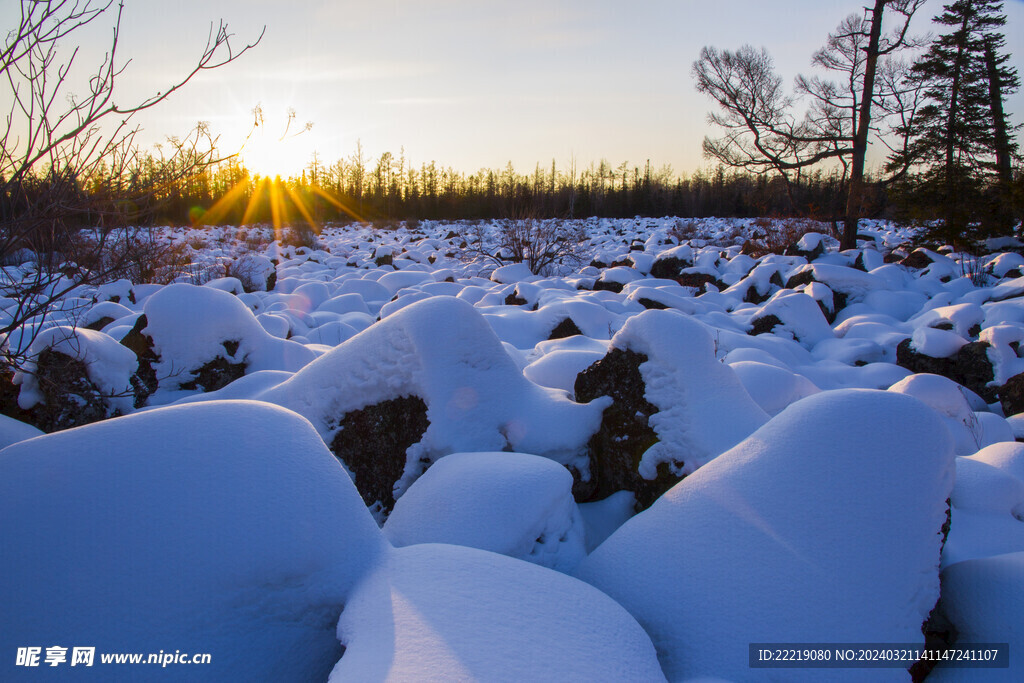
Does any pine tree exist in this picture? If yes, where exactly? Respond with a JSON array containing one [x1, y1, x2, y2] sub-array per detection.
[[895, 0, 1020, 241]]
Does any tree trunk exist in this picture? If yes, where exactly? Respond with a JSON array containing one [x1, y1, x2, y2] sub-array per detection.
[[943, 14, 970, 238], [984, 35, 1014, 233], [841, 0, 886, 250]]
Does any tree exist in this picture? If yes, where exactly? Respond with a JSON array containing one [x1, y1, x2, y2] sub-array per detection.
[[0, 0, 261, 366], [694, 1, 925, 248], [892, 0, 1020, 240]]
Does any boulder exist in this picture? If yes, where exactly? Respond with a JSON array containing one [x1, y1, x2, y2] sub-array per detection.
[[896, 338, 996, 403]]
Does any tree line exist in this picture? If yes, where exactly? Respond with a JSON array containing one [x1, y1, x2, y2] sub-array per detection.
[[131, 152, 879, 228]]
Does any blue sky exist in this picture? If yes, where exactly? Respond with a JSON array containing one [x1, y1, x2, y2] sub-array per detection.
[[6, 0, 1024, 176]]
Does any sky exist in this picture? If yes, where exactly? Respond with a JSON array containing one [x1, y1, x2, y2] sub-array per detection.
[[4, 0, 1024, 178]]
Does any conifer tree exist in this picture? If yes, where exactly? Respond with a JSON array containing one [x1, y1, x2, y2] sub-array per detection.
[[893, 0, 1020, 240]]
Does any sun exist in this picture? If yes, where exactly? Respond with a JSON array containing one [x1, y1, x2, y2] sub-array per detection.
[[237, 106, 315, 178]]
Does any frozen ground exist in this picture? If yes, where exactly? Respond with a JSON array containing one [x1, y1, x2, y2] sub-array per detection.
[[2, 216, 1023, 680]]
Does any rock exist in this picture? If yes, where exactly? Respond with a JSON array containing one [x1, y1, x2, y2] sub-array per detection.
[[783, 232, 826, 260], [84, 316, 115, 332], [574, 349, 677, 509], [896, 338, 996, 402], [330, 395, 430, 514], [748, 313, 783, 337], [637, 297, 668, 310], [548, 317, 583, 340], [178, 353, 247, 393], [649, 256, 689, 280], [676, 271, 722, 291], [998, 372, 1024, 417], [901, 249, 935, 269], [26, 349, 113, 432], [592, 278, 624, 293], [119, 315, 159, 407]]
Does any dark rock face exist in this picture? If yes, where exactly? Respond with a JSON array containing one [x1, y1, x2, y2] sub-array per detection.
[[120, 315, 158, 407], [896, 339, 996, 402], [504, 292, 528, 306], [908, 498, 957, 683], [548, 317, 583, 340], [676, 271, 723, 292], [900, 250, 934, 269], [637, 298, 668, 310], [998, 371, 1024, 416], [28, 349, 114, 432], [592, 278, 624, 294], [742, 282, 773, 305], [748, 314, 783, 337], [783, 237, 825, 261], [179, 356, 247, 393], [574, 349, 680, 510], [84, 316, 115, 332], [329, 395, 430, 513], [784, 268, 816, 290], [650, 256, 690, 280]]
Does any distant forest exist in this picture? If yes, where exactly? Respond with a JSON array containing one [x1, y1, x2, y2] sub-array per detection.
[[116, 151, 889, 230]]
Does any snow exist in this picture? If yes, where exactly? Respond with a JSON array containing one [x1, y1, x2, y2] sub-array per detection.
[[143, 283, 315, 396], [728, 360, 820, 416], [383, 451, 586, 572], [259, 296, 607, 498], [0, 413, 44, 450], [13, 326, 137, 415], [575, 389, 954, 682], [888, 373, 1000, 455], [607, 310, 768, 478], [330, 543, 666, 682], [0, 400, 386, 680], [930, 552, 1024, 682], [5, 217, 1024, 679]]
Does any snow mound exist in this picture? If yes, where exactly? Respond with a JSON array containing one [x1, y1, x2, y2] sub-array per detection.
[[930, 552, 1024, 682], [888, 373, 990, 455], [0, 413, 44, 450], [331, 543, 666, 682], [260, 296, 606, 491], [575, 389, 954, 682], [143, 283, 314, 392], [384, 451, 586, 572], [0, 400, 386, 680], [13, 326, 137, 415], [608, 309, 768, 477], [728, 360, 820, 416]]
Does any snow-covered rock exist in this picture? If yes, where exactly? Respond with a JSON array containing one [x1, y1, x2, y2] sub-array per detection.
[[576, 389, 954, 682]]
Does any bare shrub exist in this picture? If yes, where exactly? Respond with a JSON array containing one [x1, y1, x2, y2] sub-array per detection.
[[280, 224, 321, 250], [69, 229, 194, 285], [668, 219, 698, 243], [472, 218, 589, 276], [741, 218, 829, 258]]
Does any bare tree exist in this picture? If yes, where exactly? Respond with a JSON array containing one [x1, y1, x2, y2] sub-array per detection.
[[0, 0, 262, 366], [694, 1, 925, 248]]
